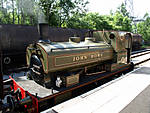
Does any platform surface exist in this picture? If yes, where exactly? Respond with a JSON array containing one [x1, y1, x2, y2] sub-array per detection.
[[42, 60, 150, 113], [120, 84, 150, 113]]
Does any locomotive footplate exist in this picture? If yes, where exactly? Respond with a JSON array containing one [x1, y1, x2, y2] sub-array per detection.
[[10, 63, 132, 113]]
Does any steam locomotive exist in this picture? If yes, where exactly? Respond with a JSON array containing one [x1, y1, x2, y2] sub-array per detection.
[[26, 24, 132, 89], [132, 33, 143, 51]]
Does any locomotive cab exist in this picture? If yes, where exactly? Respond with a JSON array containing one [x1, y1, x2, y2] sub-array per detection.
[[109, 32, 132, 64]]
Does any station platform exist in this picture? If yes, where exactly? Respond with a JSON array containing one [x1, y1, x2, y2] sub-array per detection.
[[42, 60, 150, 113]]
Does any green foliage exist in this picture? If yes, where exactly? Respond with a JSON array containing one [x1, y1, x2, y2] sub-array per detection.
[[0, 9, 9, 24], [112, 12, 132, 31], [116, 3, 129, 17], [109, 3, 132, 31], [0, 0, 38, 25], [39, 0, 88, 27], [137, 13, 150, 43], [66, 3, 132, 32], [66, 12, 112, 30]]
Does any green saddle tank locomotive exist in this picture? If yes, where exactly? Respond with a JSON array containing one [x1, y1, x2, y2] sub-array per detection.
[[26, 25, 132, 88]]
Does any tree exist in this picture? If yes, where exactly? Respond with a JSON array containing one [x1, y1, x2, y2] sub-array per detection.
[[12, 0, 15, 24], [17, 0, 38, 25], [116, 3, 129, 17], [0, 0, 39, 25], [0, 0, 12, 24], [112, 12, 132, 31], [110, 3, 132, 31], [137, 13, 150, 43], [39, 0, 88, 27], [66, 12, 113, 30]]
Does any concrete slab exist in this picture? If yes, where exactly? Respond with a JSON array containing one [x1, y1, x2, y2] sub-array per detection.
[[120, 85, 150, 113]]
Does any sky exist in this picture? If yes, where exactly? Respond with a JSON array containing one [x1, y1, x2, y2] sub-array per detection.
[[87, 0, 150, 18]]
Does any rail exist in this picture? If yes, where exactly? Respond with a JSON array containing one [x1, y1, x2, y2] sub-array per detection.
[[131, 50, 150, 58]]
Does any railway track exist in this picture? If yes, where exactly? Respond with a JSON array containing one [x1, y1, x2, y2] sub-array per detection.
[[131, 49, 150, 66], [131, 49, 150, 55], [131, 49, 150, 58]]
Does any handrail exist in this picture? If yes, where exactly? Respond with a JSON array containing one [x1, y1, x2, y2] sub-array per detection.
[[50, 45, 110, 52]]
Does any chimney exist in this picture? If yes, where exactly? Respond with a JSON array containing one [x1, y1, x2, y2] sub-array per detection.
[[38, 23, 49, 40]]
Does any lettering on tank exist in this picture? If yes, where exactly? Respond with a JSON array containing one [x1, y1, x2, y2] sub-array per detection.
[[55, 52, 104, 67], [73, 53, 102, 62]]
